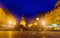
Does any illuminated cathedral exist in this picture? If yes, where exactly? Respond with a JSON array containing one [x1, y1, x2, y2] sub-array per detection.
[[20, 16, 26, 27]]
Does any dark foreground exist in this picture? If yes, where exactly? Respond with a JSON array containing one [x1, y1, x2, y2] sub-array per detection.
[[0, 31, 60, 38]]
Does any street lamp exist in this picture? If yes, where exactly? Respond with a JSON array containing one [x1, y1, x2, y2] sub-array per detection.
[[8, 19, 16, 25], [34, 23, 37, 25], [42, 21, 46, 26], [41, 21, 46, 31], [36, 17, 39, 21], [8, 20, 12, 25], [28, 24, 32, 27], [6, 20, 16, 28]]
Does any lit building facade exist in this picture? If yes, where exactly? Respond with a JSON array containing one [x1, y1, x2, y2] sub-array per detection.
[[0, 8, 6, 24], [45, 0, 60, 25], [20, 16, 26, 27], [0, 8, 16, 28]]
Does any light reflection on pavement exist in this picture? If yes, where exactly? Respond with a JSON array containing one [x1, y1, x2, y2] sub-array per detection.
[[0, 31, 60, 38]]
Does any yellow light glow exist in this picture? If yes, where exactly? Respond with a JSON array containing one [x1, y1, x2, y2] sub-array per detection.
[[8, 20, 16, 25], [36, 17, 39, 20], [20, 22, 26, 26], [42, 21, 45, 25], [8, 31, 12, 38], [8, 20, 12, 25], [13, 22, 16, 25], [28, 24, 32, 27], [34, 23, 37, 25], [0, 8, 3, 11]]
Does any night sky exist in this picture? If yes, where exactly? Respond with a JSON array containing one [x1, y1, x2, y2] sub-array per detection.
[[0, 0, 57, 21]]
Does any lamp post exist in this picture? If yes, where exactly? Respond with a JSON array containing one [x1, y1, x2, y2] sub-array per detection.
[[36, 17, 39, 21], [42, 21, 46, 31]]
